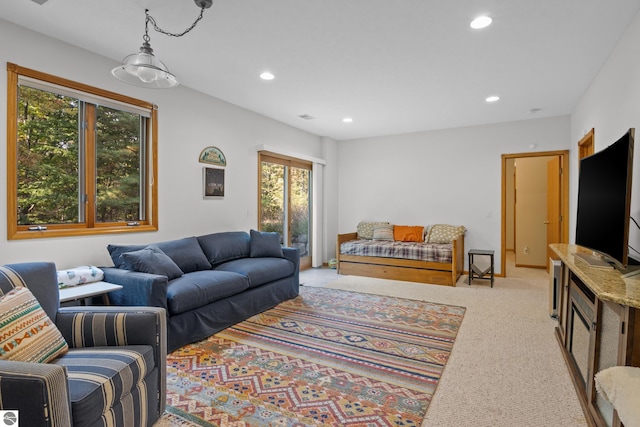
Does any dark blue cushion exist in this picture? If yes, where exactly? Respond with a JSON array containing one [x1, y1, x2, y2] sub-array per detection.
[[108, 237, 211, 273], [156, 237, 211, 273], [121, 245, 184, 280], [197, 231, 251, 267], [166, 271, 250, 315], [249, 229, 284, 258], [215, 257, 295, 288]]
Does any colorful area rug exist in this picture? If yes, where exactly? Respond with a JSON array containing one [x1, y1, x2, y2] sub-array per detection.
[[165, 287, 465, 426]]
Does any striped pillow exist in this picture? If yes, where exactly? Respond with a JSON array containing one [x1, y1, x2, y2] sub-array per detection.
[[0, 287, 68, 363], [372, 224, 394, 241]]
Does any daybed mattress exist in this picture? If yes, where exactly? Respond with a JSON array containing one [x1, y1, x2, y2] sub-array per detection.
[[340, 239, 453, 263]]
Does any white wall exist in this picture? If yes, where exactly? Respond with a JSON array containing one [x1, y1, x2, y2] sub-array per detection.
[[337, 116, 571, 274], [571, 10, 640, 262], [0, 19, 330, 268]]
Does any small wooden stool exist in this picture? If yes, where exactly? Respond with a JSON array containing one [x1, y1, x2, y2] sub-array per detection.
[[468, 249, 494, 287]]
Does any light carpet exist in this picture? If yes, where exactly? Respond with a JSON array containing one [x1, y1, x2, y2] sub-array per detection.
[[157, 286, 465, 426]]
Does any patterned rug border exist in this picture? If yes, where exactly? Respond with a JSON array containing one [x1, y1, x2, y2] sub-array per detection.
[[165, 286, 466, 427], [299, 285, 468, 311]]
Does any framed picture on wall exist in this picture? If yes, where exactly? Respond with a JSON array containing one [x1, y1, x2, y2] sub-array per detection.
[[199, 146, 227, 166], [203, 167, 225, 198]]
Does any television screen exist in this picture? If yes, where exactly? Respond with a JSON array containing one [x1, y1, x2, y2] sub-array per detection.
[[575, 129, 634, 269]]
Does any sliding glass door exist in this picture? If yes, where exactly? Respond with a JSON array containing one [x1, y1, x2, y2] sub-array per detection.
[[259, 152, 312, 269]]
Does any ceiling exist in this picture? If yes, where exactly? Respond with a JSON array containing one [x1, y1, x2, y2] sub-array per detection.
[[1, 0, 640, 141]]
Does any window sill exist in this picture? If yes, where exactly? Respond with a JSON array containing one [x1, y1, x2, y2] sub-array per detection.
[[9, 224, 158, 240]]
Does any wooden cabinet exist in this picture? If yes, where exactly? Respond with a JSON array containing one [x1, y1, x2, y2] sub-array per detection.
[[550, 244, 640, 427]]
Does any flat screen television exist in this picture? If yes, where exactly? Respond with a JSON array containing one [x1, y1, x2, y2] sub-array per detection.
[[575, 128, 635, 271]]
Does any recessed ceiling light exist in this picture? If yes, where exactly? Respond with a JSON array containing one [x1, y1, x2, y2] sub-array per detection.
[[260, 71, 275, 81], [342, 117, 353, 123], [485, 95, 500, 103], [470, 16, 492, 29]]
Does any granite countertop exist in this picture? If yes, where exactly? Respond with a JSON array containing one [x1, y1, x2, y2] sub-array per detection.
[[550, 243, 640, 309]]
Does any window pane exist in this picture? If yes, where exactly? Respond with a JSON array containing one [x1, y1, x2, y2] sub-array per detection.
[[96, 106, 142, 222], [16, 86, 80, 225], [290, 167, 310, 257], [260, 161, 285, 238]]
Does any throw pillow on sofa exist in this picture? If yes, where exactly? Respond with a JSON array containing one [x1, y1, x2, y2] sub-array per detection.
[[357, 221, 389, 240], [427, 224, 466, 244], [372, 224, 394, 241], [108, 236, 211, 273], [250, 230, 284, 258], [121, 246, 184, 280], [197, 231, 251, 267], [393, 225, 425, 242]]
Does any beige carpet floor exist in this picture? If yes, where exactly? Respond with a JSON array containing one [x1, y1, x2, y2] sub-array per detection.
[[156, 273, 587, 426]]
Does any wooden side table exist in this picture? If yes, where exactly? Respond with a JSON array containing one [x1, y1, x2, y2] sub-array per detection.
[[59, 281, 123, 305], [468, 249, 494, 287]]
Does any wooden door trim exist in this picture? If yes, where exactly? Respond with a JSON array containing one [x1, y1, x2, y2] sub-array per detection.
[[501, 150, 569, 277], [578, 128, 595, 160]]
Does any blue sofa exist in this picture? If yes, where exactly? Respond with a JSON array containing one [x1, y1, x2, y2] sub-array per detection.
[[103, 230, 300, 352]]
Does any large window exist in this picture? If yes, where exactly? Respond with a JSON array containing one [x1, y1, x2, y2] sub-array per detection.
[[6, 63, 158, 239]]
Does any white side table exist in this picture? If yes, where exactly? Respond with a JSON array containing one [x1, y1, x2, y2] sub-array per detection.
[[59, 281, 123, 305]]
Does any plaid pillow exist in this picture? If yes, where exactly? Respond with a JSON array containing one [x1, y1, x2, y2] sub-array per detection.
[[0, 287, 68, 363]]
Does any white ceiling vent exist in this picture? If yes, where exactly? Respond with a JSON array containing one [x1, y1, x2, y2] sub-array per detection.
[[298, 114, 315, 120]]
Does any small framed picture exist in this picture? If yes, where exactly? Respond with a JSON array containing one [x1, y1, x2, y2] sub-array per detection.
[[203, 167, 224, 198]]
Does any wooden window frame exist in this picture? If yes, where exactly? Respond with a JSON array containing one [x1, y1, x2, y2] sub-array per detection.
[[6, 63, 158, 240], [258, 151, 313, 235]]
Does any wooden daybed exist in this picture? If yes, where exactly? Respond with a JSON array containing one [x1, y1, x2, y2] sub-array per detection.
[[336, 232, 464, 286]]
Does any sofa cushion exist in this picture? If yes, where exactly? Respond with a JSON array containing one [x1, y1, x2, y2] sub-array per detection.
[[0, 287, 68, 363], [250, 229, 284, 258], [121, 245, 184, 280], [108, 237, 211, 273], [166, 271, 250, 315], [53, 345, 154, 426], [215, 257, 295, 288], [197, 231, 251, 267]]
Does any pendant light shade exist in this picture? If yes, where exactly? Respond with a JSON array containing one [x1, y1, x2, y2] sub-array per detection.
[[112, 0, 212, 89], [112, 41, 178, 89]]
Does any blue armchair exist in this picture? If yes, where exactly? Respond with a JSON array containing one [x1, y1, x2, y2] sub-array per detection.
[[0, 262, 166, 427]]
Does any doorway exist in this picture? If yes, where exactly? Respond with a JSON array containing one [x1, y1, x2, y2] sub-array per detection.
[[258, 151, 312, 270], [501, 150, 569, 277]]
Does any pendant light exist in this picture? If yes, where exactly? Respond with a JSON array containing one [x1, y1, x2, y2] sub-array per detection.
[[112, 0, 213, 89]]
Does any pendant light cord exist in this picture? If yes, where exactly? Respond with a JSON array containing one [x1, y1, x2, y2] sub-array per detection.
[[145, 6, 207, 39]]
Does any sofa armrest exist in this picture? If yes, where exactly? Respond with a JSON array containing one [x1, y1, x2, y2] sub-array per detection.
[[56, 306, 167, 415], [282, 247, 300, 287], [102, 267, 168, 309], [282, 247, 300, 268], [0, 360, 72, 427]]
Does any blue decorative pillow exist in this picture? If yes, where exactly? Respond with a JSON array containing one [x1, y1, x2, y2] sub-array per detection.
[[121, 246, 184, 280], [109, 236, 211, 273], [250, 230, 284, 258], [154, 237, 211, 273], [197, 231, 251, 267]]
